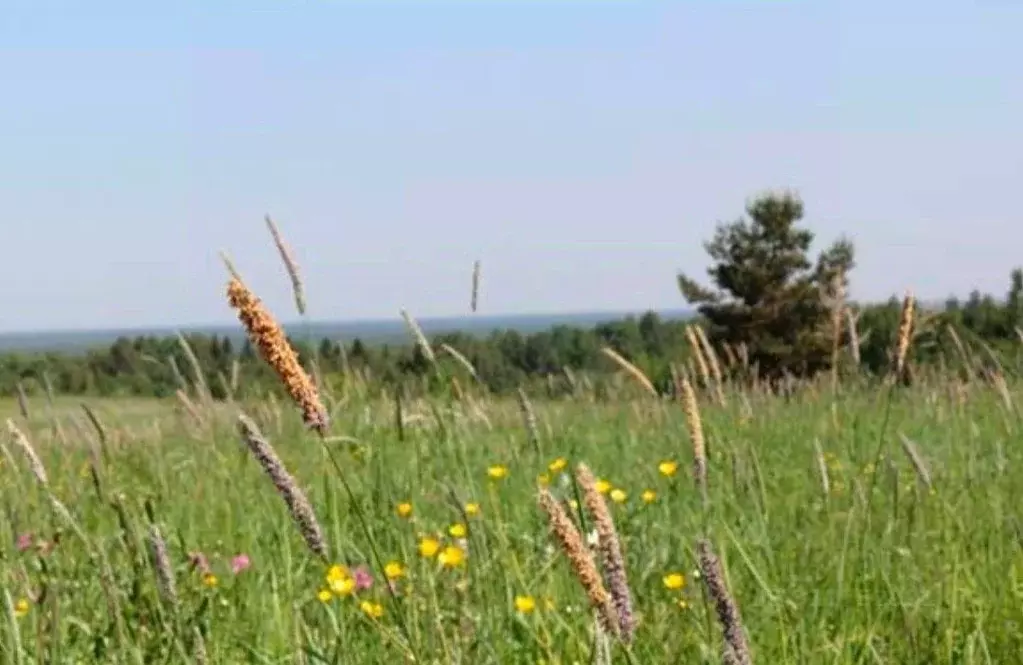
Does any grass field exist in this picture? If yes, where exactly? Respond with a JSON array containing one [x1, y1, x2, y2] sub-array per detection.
[[2, 373, 1021, 664]]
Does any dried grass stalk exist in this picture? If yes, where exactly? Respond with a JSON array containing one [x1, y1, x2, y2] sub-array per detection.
[[537, 488, 619, 638], [265, 215, 306, 316], [694, 325, 727, 405], [697, 538, 753, 665], [6, 418, 48, 486], [237, 414, 328, 560], [898, 433, 932, 489], [516, 387, 542, 458], [893, 290, 915, 380], [685, 325, 712, 388], [600, 347, 657, 397], [812, 438, 830, 497], [401, 309, 436, 365], [680, 377, 708, 500], [845, 309, 861, 366], [227, 278, 328, 433], [576, 463, 635, 642], [471, 259, 481, 313], [148, 524, 178, 608], [439, 343, 479, 382]]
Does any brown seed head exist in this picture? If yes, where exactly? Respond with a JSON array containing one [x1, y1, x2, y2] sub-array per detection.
[[576, 463, 635, 642], [227, 279, 328, 433], [537, 488, 619, 638]]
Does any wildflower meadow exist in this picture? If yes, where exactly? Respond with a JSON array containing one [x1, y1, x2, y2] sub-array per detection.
[[2, 246, 1022, 663]]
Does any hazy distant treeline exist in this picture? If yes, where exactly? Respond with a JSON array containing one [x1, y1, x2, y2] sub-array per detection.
[[0, 290, 1019, 402]]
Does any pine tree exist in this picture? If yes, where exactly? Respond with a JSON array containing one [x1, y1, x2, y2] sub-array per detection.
[[677, 191, 855, 379]]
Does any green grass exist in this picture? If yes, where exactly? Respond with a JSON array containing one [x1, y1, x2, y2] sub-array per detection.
[[1, 380, 1022, 664]]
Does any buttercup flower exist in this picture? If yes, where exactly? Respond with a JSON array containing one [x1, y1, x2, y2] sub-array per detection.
[[317, 589, 332, 603], [438, 545, 466, 568], [488, 465, 508, 480], [658, 461, 679, 477], [465, 503, 480, 517], [595, 479, 612, 494], [449, 523, 467, 538], [419, 537, 441, 558], [610, 489, 627, 504], [360, 600, 384, 618], [548, 458, 568, 473], [396, 502, 413, 518], [663, 573, 685, 590], [515, 595, 536, 614], [14, 598, 29, 619], [326, 565, 349, 584], [330, 576, 356, 596], [384, 561, 406, 579]]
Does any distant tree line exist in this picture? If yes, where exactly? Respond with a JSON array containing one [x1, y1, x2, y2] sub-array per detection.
[[0, 292, 1018, 402], [1, 191, 1020, 401]]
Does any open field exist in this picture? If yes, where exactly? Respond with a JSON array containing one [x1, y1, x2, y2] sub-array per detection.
[[2, 375, 1021, 664]]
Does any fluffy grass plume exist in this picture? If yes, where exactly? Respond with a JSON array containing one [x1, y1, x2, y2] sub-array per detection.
[[679, 375, 708, 499], [599, 346, 657, 397], [893, 290, 916, 380], [226, 277, 328, 433], [697, 538, 753, 665], [237, 413, 328, 560], [537, 487, 620, 638], [264, 214, 306, 316], [576, 462, 635, 642]]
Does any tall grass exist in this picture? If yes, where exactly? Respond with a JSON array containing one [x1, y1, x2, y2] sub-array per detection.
[[1, 368, 1021, 662], [1, 229, 1021, 662]]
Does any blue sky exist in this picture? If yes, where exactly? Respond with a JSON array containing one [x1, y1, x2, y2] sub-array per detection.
[[1, 0, 1020, 332]]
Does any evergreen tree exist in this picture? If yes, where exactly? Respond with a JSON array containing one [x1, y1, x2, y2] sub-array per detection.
[[677, 191, 855, 379]]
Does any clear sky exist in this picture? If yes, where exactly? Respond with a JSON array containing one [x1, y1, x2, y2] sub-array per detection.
[[2, 0, 1020, 333]]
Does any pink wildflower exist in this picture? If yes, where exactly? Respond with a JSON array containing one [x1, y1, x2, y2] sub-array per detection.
[[353, 565, 373, 591], [16, 533, 33, 552], [231, 554, 251, 575]]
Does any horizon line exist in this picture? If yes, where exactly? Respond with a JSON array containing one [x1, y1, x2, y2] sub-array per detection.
[[0, 306, 698, 338]]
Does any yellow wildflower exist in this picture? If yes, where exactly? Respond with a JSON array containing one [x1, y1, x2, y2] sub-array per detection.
[[514, 595, 536, 614], [384, 561, 406, 579], [658, 460, 678, 477], [609, 488, 627, 504], [202, 573, 219, 588], [488, 465, 508, 480], [396, 502, 413, 518], [537, 473, 551, 487], [359, 600, 384, 618], [641, 489, 657, 504], [465, 502, 480, 517], [595, 479, 612, 494], [663, 573, 685, 590], [14, 598, 29, 618], [548, 458, 567, 473], [326, 565, 349, 584], [330, 576, 356, 596], [317, 589, 332, 603], [438, 545, 466, 568], [449, 523, 467, 538], [418, 537, 441, 558]]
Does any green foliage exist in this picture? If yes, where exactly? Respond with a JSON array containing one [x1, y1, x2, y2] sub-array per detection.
[[678, 191, 856, 379], [2, 375, 1022, 661]]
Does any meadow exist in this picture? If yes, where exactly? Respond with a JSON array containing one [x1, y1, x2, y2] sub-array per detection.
[[2, 360, 1021, 663]]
